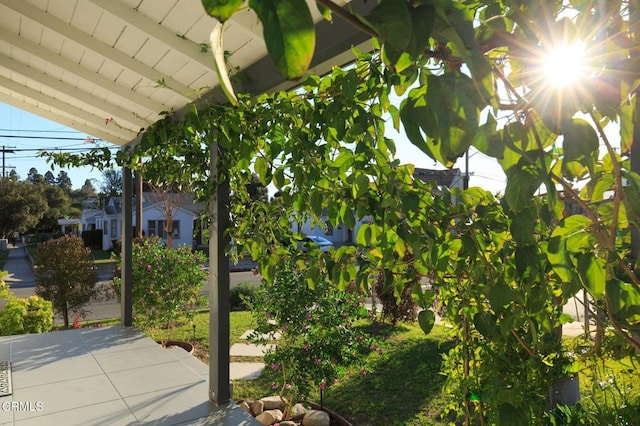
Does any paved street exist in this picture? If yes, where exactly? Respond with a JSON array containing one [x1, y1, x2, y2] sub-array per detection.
[[2, 243, 262, 323], [2, 242, 592, 334]]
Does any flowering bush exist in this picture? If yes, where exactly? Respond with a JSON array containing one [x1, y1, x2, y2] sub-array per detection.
[[112, 237, 207, 345], [249, 261, 377, 414]]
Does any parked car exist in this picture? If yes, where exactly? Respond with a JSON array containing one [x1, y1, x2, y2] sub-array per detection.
[[300, 235, 333, 252]]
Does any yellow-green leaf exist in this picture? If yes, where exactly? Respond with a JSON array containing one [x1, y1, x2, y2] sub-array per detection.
[[250, 0, 315, 79], [201, 0, 243, 22]]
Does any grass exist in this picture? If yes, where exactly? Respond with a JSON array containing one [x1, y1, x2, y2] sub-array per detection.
[[91, 249, 116, 264], [232, 320, 457, 425]]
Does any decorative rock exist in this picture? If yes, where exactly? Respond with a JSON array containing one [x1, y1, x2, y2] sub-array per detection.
[[302, 409, 330, 426], [255, 409, 283, 426], [260, 395, 287, 410], [250, 399, 264, 416], [239, 400, 251, 414], [290, 403, 307, 421]]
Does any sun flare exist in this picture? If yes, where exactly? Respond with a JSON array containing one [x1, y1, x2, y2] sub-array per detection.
[[542, 42, 587, 88]]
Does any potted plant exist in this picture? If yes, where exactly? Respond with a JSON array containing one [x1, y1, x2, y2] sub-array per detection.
[[113, 236, 207, 348]]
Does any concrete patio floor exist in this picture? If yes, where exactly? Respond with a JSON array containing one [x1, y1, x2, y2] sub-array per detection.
[[0, 326, 258, 425]]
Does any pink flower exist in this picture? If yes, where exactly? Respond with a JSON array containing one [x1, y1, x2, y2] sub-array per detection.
[[314, 359, 322, 365], [303, 343, 311, 351], [271, 382, 279, 389], [319, 380, 327, 390], [360, 368, 368, 375], [271, 363, 280, 371], [370, 344, 378, 351], [146, 264, 152, 271]]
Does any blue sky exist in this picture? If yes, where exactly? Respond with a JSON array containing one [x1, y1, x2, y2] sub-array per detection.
[[0, 102, 508, 194], [0, 103, 112, 189]]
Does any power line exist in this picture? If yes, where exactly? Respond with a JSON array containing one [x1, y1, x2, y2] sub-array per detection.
[[1, 145, 15, 177], [0, 134, 103, 141]]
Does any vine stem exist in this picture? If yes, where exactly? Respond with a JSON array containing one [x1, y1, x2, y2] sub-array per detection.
[[315, 0, 378, 39]]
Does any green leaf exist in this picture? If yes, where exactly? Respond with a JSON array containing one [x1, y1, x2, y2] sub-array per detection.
[[473, 115, 504, 159], [504, 167, 542, 212], [249, 0, 315, 79], [606, 279, 640, 330], [418, 309, 435, 335], [362, 0, 412, 52], [405, 5, 435, 58], [254, 156, 268, 184], [510, 208, 536, 246], [561, 118, 599, 179], [547, 235, 573, 283], [499, 403, 528, 426], [474, 311, 500, 340], [315, 1, 332, 22], [577, 254, 605, 298], [201, 0, 243, 22]]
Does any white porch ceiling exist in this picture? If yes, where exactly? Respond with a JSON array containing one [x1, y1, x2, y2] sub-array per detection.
[[0, 0, 372, 146]]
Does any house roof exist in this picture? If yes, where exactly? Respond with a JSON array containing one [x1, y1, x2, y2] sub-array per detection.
[[413, 168, 463, 188], [0, 0, 373, 146]]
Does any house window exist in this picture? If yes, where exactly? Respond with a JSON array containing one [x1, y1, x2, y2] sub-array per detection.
[[103, 220, 108, 235], [111, 220, 117, 239], [148, 220, 156, 236], [147, 220, 180, 239]]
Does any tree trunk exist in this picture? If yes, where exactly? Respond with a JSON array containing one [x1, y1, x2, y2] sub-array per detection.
[[62, 303, 69, 328]]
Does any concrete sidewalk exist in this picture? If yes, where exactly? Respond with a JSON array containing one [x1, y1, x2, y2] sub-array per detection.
[[2, 242, 35, 289]]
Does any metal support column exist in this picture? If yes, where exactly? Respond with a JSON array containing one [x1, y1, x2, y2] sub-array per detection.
[[121, 166, 133, 327], [208, 142, 231, 405]]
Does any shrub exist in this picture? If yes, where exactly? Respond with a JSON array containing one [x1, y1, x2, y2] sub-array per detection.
[[230, 282, 258, 311], [374, 271, 418, 325], [112, 236, 207, 345], [0, 296, 54, 335], [0, 272, 53, 335], [34, 235, 98, 328], [249, 261, 377, 416]]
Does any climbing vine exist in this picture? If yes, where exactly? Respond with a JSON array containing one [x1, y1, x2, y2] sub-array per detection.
[[47, 0, 640, 422]]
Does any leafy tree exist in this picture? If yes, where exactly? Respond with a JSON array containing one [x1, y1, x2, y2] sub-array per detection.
[[7, 170, 18, 181], [0, 179, 47, 238], [100, 168, 122, 197], [26, 167, 44, 184], [34, 235, 98, 328], [36, 184, 73, 233], [56, 170, 72, 192], [80, 178, 97, 198], [44, 170, 56, 185]]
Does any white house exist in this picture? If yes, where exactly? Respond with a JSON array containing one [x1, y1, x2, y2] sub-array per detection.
[[80, 192, 205, 251]]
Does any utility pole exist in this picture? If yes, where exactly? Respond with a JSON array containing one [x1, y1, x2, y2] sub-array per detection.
[[0, 145, 15, 178]]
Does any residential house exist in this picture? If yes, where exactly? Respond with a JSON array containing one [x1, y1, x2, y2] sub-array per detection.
[[80, 192, 205, 251]]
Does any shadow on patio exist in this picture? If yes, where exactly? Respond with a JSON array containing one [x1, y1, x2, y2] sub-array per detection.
[[0, 326, 258, 425]]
